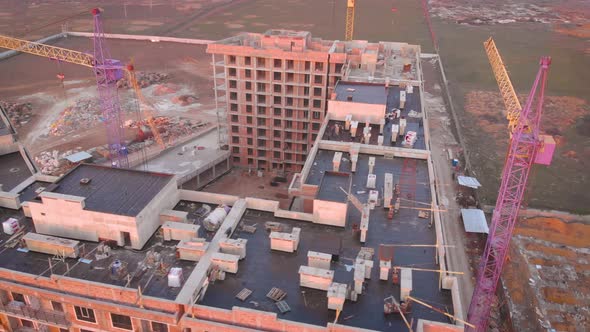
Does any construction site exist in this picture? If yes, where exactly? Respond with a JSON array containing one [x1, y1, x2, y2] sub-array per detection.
[[0, 1, 589, 332]]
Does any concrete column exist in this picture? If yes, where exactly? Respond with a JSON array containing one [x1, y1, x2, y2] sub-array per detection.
[[345, 114, 352, 130], [354, 265, 364, 294], [350, 121, 359, 137], [368, 157, 376, 174], [351, 155, 358, 173]]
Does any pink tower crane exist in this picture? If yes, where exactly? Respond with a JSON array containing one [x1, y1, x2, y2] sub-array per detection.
[[91, 8, 128, 168], [466, 56, 552, 331]]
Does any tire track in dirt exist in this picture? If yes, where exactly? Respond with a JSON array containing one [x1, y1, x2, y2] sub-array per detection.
[[155, 0, 254, 37]]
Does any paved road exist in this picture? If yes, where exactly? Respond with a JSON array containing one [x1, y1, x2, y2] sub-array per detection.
[[422, 57, 475, 316]]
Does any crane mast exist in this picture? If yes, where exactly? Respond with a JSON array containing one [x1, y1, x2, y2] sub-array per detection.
[[345, 0, 355, 41], [466, 56, 551, 331], [91, 8, 128, 168], [126, 65, 166, 149]]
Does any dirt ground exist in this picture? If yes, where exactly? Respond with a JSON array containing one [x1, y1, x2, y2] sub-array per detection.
[[503, 215, 590, 331], [202, 168, 293, 210], [0, 37, 216, 174], [462, 90, 590, 213]]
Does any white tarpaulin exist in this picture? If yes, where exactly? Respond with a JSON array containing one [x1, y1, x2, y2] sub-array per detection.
[[65, 151, 92, 163], [457, 176, 482, 189], [461, 209, 489, 234]]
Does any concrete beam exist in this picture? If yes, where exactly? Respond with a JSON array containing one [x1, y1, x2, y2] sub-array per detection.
[[65, 31, 213, 45]]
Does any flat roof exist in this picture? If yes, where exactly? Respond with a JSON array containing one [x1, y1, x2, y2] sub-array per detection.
[[324, 85, 426, 150], [0, 210, 195, 300], [0, 152, 32, 192], [333, 82, 388, 105], [201, 150, 452, 331], [461, 209, 489, 234], [48, 164, 174, 217], [18, 180, 51, 203], [0, 105, 13, 136], [316, 172, 350, 202], [138, 129, 229, 182]]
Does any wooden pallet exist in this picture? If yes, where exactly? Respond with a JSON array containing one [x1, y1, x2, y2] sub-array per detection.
[[275, 300, 291, 314], [241, 224, 257, 234], [266, 287, 286, 302], [418, 211, 430, 219], [235, 288, 252, 301], [264, 222, 283, 232], [357, 247, 374, 260]]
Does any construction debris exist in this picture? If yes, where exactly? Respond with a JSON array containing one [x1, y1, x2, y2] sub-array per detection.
[[153, 83, 179, 96], [0, 101, 33, 127], [125, 116, 208, 143], [49, 98, 102, 136], [172, 94, 199, 106], [265, 221, 284, 232], [117, 72, 169, 89], [35, 148, 85, 175]]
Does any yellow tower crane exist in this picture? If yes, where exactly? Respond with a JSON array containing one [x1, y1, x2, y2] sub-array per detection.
[[483, 37, 523, 134], [345, 0, 356, 41], [125, 63, 166, 149], [0, 34, 165, 150]]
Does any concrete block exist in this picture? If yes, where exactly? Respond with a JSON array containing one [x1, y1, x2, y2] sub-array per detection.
[[351, 154, 359, 173], [159, 209, 188, 224], [332, 152, 343, 172], [270, 229, 300, 253], [399, 118, 407, 136], [360, 206, 370, 243], [291, 227, 301, 250], [377, 135, 384, 146], [220, 238, 247, 259], [345, 114, 352, 130], [327, 282, 347, 311], [400, 268, 413, 301], [391, 124, 399, 143], [354, 264, 365, 294], [211, 252, 240, 274], [355, 258, 374, 279], [299, 265, 334, 291], [366, 174, 376, 189], [368, 190, 379, 210], [368, 157, 376, 174], [176, 239, 209, 261], [23, 232, 80, 258], [380, 260, 391, 281], [161, 221, 199, 241], [308, 251, 332, 270], [384, 173, 393, 207], [350, 121, 359, 137]]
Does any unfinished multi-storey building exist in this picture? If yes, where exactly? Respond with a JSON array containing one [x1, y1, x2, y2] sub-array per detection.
[[207, 30, 418, 172], [0, 31, 466, 332], [207, 30, 343, 172]]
